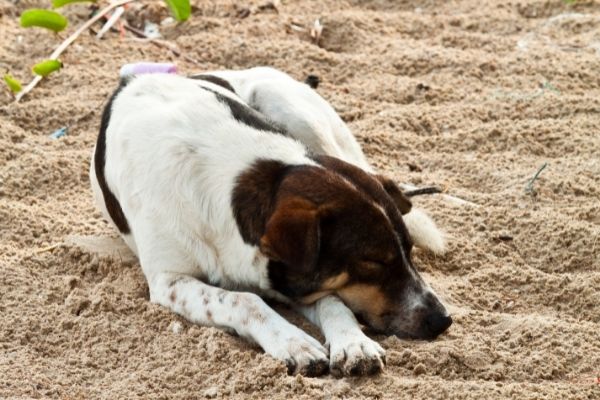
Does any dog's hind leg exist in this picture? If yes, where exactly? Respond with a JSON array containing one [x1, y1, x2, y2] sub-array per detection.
[[297, 295, 385, 377], [148, 272, 329, 376]]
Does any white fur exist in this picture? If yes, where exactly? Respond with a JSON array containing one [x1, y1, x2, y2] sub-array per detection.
[[402, 208, 446, 254], [201, 67, 374, 172], [203, 66, 446, 255], [91, 73, 330, 374]]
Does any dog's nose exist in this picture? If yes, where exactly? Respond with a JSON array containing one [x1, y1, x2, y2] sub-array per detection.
[[424, 313, 452, 339]]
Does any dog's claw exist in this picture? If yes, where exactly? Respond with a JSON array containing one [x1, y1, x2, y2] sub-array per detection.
[[285, 359, 297, 375], [304, 358, 330, 377]]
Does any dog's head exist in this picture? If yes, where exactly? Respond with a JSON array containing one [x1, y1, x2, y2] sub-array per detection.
[[234, 156, 451, 340]]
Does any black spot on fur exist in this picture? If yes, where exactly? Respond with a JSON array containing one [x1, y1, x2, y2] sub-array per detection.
[[202, 87, 287, 135], [168, 276, 191, 288], [95, 79, 131, 234], [216, 289, 227, 304], [189, 74, 236, 94], [304, 74, 320, 89]]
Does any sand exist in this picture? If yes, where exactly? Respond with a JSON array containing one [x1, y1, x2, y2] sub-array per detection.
[[1, 0, 599, 398]]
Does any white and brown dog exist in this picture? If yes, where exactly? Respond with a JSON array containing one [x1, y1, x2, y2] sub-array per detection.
[[90, 67, 451, 377]]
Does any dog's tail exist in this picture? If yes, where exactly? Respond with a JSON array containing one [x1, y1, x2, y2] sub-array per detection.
[[403, 208, 446, 255]]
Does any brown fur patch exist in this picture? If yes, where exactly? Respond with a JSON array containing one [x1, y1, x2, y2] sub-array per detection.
[[300, 291, 332, 305], [337, 284, 388, 325], [376, 176, 412, 215], [260, 198, 320, 272], [359, 261, 385, 274], [232, 160, 291, 246], [169, 290, 177, 303], [323, 272, 350, 290]]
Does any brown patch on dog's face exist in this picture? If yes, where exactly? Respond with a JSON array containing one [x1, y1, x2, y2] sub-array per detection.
[[322, 272, 350, 290], [336, 284, 388, 329], [299, 272, 349, 304]]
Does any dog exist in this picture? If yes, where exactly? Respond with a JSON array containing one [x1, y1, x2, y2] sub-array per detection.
[[90, 69, 452, 377]]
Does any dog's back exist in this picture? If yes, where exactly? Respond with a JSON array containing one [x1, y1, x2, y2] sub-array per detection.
[[194, 67, 373, 172]]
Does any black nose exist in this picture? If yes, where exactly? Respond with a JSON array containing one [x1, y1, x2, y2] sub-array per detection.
[[424, 313, 452, 339]]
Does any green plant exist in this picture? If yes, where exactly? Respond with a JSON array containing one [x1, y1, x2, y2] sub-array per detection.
[[20, 9, 68, 32], [3, 74, 22, 94], [4, 0, 191, 98], [32, 59, 63, 77]]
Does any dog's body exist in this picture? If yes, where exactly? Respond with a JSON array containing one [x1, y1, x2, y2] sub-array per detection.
[[90, 68, 451, 377]]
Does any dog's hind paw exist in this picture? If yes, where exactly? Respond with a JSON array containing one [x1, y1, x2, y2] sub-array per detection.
[[329, 333, 386, 377]]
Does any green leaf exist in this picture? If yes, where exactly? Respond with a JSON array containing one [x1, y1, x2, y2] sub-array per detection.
[[4, 74, 22, 94], [32, 59, 63, 77], [52, 0, 96, 8], [163, 0, 191, 22], [20, 9, 68, 33]]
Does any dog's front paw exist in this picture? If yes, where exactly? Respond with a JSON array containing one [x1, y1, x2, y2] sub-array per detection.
[[329, 332, 386, 377], [266, 325, 329, 377]]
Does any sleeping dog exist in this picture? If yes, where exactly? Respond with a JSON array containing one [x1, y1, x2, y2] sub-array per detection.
[[90, 68, 452, 377]]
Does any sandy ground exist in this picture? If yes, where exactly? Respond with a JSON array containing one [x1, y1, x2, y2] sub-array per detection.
[[1, 0, 600, 398]]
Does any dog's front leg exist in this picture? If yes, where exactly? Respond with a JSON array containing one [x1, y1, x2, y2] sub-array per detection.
[[298, 295, 386, 377], [149, 272, 329, 376]]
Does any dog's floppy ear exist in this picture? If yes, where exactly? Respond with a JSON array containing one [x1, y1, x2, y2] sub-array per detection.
[[376, 176, 412, 215], [260, 198, 320, 272]]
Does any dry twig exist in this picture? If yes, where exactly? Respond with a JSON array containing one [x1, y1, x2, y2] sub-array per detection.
[[15, 0, 137, 102], [120, 21, 201, 65], [96, 5, 126, 39], [310, 18, 323, 44], [35, 243, 63, 253], [400, 183, 479, 207], [404, 186, 442, 197], [525, 162, 548, 194]]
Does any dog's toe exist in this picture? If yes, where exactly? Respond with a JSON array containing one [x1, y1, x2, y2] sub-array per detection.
[[268, 324, 329, 376], [302, 357, 330, 377], [285, 351, 329, 377], [329, 335, 386, 377]]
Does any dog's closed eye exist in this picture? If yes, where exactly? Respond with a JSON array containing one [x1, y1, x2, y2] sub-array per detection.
[[360, 260, 384, 272]]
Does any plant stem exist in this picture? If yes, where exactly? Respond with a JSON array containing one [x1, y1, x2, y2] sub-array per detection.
[[15, 0, 137, 102]]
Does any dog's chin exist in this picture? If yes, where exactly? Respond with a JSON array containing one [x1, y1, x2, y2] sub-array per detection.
[[391, 329, 449, 342], [364, 325, 439, 342]]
